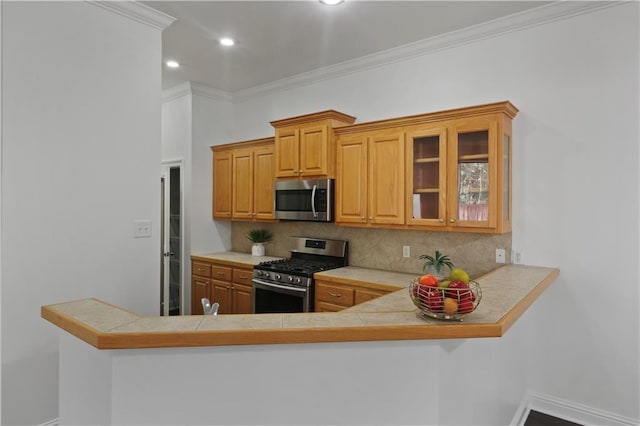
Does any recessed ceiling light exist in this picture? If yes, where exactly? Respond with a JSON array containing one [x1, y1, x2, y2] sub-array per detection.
[[165, 60, 180, 68], [320, 0, 344, 5], [219, 37, 235, 47]]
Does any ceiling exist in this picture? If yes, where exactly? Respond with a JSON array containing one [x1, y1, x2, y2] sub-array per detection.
[[144, 1, 549, 94]]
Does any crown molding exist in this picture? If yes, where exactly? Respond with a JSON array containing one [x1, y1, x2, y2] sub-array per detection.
[[87, 1, 176, 31], [234, 1, 620, 100], [162, 82, 232, 104]]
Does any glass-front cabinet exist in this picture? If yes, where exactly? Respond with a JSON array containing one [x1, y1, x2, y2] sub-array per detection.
[[405, 102, 516, 233]]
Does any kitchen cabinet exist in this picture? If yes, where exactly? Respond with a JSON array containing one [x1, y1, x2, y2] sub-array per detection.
[[191, 259, 254, 314], [270, 110, 355, 179], [211, 137, 275, 221], [335, 129, 405, 226], [335, 101, 517, 234], [315, 280, 392, 312], [191, 261, 212, 315]]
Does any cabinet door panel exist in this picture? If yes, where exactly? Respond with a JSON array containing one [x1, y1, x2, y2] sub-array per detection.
[[212, 280, 232, 315], [253, 146, 275, 219], [232, 149, 254, 219], [406, 127, 447, 226], [336, 135, 367, 224], [191, 277, 211, 315], [275, 128, 299, 178], [233, 283, 253, 314], [368, 132, 405, 224], [449, 118, 497, 229], [354, 288, 388, 305], [299, 125, 328, 176], [212, 151, 232, 219]]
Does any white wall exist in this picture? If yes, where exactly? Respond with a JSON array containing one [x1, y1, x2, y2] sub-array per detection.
[[222, 2, 638, 422], [1, 2, 164, 424]]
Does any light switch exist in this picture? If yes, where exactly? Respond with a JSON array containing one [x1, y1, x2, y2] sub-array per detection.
[[134, 220, 152, 238]]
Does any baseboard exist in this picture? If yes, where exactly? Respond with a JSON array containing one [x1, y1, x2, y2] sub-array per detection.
[[512, 391, 639, 426], [38, 418, 59, 426]]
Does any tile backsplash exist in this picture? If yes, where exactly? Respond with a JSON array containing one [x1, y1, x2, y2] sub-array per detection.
[[232, 222, 511, 279]]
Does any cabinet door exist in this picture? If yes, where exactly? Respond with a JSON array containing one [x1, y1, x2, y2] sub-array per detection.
[[299, 124, 328, 177], [191, 276, 211, 315], [212, 279, 233, 315], [368, 131, 405, 225], [232, 148, 254, 220], [212, 151, 232, 219], [406, 127, 448, 227], [274, 128, 300, 178], [253, 145, 275, 220], [449, 118, 498, 229], [233, 283, 253, 314], [336, 134, 368, 224]]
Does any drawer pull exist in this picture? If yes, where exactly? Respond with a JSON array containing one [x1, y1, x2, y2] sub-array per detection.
[[216, 272, 225, 276], [239, 275, 248, 279], [197, 268, 205, 272], [329, 292, 342, 298]]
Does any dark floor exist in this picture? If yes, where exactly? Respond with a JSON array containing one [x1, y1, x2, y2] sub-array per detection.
[[525, 410, 582, 426]]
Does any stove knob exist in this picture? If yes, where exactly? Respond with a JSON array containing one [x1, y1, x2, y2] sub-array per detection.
[[263, 272, 270, 279], [288, 276, 293, 282], [275, 274, 281, 280], [295, 277, 301, 284], [256, 271, 263, 277]]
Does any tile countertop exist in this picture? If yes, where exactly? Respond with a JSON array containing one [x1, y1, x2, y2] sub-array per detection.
[[41, 264, 559, 350], [191, 251, 282, 268]]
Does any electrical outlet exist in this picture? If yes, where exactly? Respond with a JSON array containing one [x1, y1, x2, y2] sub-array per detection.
[[495, 248, 506, 264], [513, 251, 522, 264], [402, 245, 410, 258], [134, 220, 152, 238]]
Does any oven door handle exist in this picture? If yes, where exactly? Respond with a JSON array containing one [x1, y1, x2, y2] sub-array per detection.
[[252, 278, 308, 293]]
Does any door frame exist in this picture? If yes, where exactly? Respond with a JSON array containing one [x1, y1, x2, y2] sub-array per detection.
[[161, 159, 185, 315]]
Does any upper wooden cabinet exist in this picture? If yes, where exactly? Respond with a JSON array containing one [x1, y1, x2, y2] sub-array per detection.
[[336, 129, 405, 226], [270, 110, 356, 179], [335, 101, 517, 234], [211, 137, 276, 221]]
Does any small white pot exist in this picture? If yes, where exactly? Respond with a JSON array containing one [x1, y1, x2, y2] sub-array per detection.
[[251, 243, 266, 257]]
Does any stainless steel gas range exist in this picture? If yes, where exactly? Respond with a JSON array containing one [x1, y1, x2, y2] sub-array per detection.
[[252, 236, 348, 313]]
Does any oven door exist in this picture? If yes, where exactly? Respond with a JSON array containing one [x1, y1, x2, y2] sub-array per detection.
[[252, 278, 312, 313]]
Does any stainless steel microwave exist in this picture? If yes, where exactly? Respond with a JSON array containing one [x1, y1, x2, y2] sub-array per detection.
[[274, 179, 334, 222]]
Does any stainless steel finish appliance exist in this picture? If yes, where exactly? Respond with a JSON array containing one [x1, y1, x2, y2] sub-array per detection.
[[252, 236, 348, 313], [274, 179, 334, 222]]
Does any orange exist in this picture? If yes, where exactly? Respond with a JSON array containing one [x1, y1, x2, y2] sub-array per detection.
[[443, 298, 458, 315]]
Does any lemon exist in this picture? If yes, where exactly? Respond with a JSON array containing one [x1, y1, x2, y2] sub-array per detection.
[[449, 268, 469, 284]]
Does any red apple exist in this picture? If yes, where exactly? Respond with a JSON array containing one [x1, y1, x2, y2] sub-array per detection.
[[420, 287, 444, 312], [458, 298, 474, 314], [446, 281, 472, 301]]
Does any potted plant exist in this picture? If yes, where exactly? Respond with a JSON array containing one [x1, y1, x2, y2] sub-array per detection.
[[246, 228, 273, 256], [419, 250, 455, 279]]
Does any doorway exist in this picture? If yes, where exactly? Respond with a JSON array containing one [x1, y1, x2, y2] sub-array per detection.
[[161, 161, 183, 316]]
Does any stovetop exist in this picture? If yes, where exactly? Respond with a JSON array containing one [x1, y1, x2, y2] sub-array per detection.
[[254, 258, 343, 277]]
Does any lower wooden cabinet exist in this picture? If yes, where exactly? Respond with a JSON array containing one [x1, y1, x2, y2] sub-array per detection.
[[315, 280, 392, 312], [191, 259, 254, 315]]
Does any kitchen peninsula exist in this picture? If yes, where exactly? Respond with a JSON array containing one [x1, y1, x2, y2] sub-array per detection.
[[43, 264, 557, 348], [43, 263, 557, 425]]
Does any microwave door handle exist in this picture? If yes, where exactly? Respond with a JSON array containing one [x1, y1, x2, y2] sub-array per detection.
[[311, 185, 318, 218]]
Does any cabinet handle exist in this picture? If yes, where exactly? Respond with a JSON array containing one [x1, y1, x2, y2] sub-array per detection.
[[197, 268, 205, 272], [329, 292, 342, 298], [439, 218, 444, 223], [217, 271, 225, 275], [239, 275, 248, 280], [368, 216, 373, 221], [449, 218, 456, 223], [360, 216, 365, 221]]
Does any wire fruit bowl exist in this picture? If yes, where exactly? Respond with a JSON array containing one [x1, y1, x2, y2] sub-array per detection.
[[409, 278, 482, 321]]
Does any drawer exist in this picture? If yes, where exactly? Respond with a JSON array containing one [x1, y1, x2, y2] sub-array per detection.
[[233, 268, 253, 285], [211, 265, 232, 281], [315, 282, 354, 307], [192, 262, 211, 278]]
